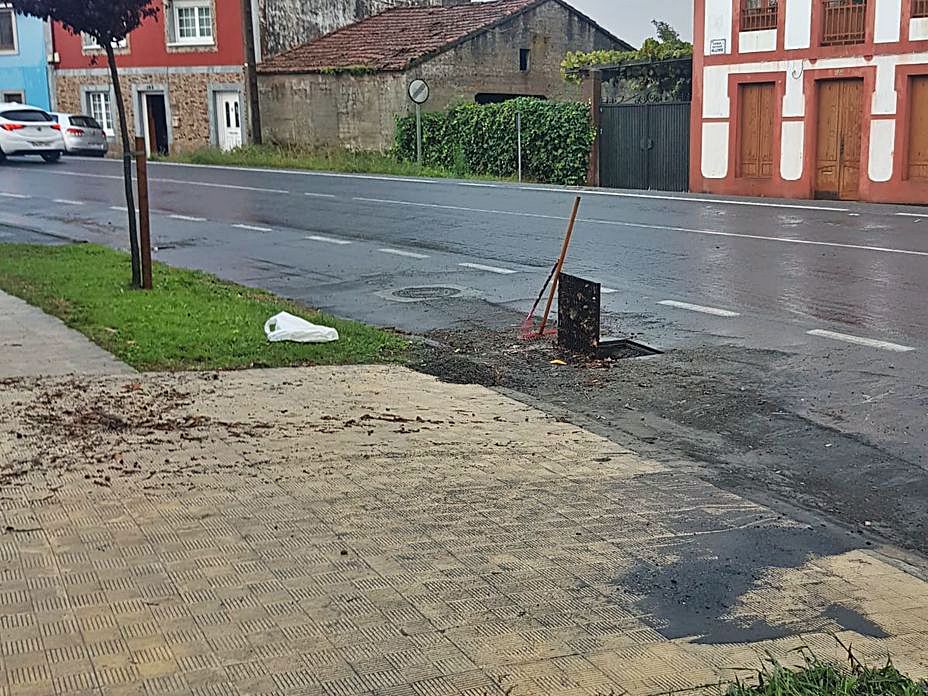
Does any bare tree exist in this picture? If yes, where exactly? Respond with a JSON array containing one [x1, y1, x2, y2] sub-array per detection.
[[12, 0, 159, 288]]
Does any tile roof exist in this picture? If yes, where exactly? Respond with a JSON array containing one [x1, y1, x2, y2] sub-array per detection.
[[258, 0, 547, 74]]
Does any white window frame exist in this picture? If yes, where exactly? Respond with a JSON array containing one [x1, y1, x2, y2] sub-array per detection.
[[82, 33, 128, 51], [86, 90, 115, 136], [2, 91, 24, 104], [0, 5, 18, 55], [170, 0, 214, 46]]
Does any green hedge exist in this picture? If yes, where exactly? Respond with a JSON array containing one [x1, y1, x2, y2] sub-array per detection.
[[395, 98, 594, 186]]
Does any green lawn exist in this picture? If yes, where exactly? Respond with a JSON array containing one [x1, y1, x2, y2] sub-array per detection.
[[166, 144, 456, 178], [0, 243, 407, 371]]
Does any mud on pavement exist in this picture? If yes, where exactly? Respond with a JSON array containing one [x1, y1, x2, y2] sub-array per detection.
[[1, 367, 927, 695], [410, 317, 928, 560]]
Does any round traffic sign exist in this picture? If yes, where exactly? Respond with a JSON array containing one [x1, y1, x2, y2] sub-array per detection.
[[408, 79, 430, 105]]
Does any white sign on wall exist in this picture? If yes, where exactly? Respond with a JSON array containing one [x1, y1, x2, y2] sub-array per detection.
[[709, 39, 727, 55]]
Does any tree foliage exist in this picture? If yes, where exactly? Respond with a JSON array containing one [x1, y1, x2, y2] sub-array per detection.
[[562, 21, 693, 103], [10, 0, 158, 44], [395, 98, 594, 186]]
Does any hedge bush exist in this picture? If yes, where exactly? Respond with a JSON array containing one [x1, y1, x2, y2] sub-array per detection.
[[395, 98, 594, 186]]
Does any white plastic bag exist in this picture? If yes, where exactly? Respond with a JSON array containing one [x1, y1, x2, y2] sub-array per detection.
[[264, 312, 339, 343]]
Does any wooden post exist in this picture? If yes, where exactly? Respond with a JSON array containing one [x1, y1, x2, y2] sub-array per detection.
[[538, 196, 581, 335], [135, 136, 153, 290], [583, 69, 603, 188]]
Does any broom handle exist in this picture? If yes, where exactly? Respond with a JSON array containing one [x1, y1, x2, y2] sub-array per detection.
[[538, 196, 581, 335]]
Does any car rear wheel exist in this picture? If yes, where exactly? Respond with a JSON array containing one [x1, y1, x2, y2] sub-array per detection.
[[41, 152, 61, 163]]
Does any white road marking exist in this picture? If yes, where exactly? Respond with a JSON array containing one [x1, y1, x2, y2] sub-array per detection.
[[601, 287, 618, 294], [234, 223, 272, 232], [304, 192, 337, 199], [896, 212, 925, 218], [458, 262, 518, 275], [0, 192, 31, 199], [48, 170, 289, 194], [169, 214, 206, 222], [110, 206, 128, 211], [355, 197, 928, 258], [378, 248, 430, 259], [53, 198, 84, 205], [807, 329, 915, 353], [305, 235, 352, 245], [354, 196, 563, 221], [658, 300, 741, 317], [142, 159, 854, 213]]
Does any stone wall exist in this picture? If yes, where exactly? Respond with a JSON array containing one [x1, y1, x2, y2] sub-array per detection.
[[258, 0, 625, 151], [55, 68, 244, 153], [259, 0, 435, 57]]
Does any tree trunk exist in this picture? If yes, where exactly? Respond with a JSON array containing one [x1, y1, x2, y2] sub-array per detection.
[[105, 42, 141, 288]]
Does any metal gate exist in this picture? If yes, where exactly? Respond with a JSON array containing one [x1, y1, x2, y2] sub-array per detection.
[[600, 102, 691, 192]]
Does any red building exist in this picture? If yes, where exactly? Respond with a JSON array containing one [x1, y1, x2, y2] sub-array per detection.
[[51, 0, 251, 153], [691, 0, 928, 204]]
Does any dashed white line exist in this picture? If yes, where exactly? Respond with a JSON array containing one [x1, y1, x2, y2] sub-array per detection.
[[0, 192, 31, 199], [658, 300, 741, 317], [896, 212, 925, 218], [110, 205, 133, 212], [234, 223, 272, 232], [53, 198, 84, 205], [458, 262, 518, 275], [169, 214, 206, 222], [304, 192, 337, 199], [357, 197, 928, 258], [378, 248, 430, 259], [305, 235, 352, 245], [49, 170, 289, 194], [807, 329, 915, 353], [601, 287, 618, 295]]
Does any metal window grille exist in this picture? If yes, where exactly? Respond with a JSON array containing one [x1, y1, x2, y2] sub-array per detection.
[[913, 0, 928, 18], [741, 0, 779, 31], [821, 0, 868, 45]]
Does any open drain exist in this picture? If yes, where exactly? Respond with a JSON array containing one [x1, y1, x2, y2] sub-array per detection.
[[393, 286, 462, 300]]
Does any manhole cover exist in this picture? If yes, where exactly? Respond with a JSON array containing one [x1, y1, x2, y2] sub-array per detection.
[[393, 286, 462, 300]]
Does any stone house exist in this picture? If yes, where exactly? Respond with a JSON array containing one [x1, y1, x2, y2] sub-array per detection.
[[257, 0, 631, 151], [52, 0, 252, 155]]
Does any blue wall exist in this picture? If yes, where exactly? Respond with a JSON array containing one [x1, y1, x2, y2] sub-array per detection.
[[0, 12, 50, 110]]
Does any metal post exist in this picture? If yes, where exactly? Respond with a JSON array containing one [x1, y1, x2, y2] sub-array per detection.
[[516, 110, 522, 183], [415, 103, 423, 166], [134, 136, 153, 290]]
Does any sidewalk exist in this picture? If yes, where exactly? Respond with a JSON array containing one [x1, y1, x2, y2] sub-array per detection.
[[1, 364, 926, 696], [0, 290, 133, 378]]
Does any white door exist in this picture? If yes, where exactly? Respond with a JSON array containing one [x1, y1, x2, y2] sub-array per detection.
[[216, 93, 242, 151]]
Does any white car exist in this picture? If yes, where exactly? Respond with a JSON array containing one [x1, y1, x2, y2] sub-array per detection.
[[0, 102, 65, 163], [52, 113, 109, 157]]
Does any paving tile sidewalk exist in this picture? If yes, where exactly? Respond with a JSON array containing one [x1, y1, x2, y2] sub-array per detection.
[[0, 290, 133, 378], [0, 366, 926, 696]]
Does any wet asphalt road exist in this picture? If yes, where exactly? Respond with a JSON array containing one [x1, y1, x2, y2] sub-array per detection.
[[1, 156, 926, 558]]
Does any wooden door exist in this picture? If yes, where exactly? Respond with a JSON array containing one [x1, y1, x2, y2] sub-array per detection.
[[815, 78, 863, 200], [908, 76, 928, 180], [739, 82, 776, 178]]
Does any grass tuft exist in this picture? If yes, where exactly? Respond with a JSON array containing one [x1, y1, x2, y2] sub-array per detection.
[[0, 243, 407, 371], [727, 644, 927, 696]]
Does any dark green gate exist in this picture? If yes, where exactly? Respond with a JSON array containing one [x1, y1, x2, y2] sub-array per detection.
[[600, 101, 691, 192]]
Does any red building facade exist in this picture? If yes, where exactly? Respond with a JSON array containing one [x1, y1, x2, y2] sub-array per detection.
[[52, 0, 250, 153], [691, 0, 928, 204]]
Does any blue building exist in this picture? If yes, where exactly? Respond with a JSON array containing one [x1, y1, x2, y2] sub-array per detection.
[[0, 6, 51, 110]]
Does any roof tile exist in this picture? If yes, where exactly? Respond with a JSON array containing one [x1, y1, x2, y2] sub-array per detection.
[[258, 0, 542, 74]]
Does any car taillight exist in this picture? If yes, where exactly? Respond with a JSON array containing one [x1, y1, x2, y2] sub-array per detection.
[[67, 128, 84, 135], [51, 124, 61, 130], [0, 124, 25, 131]]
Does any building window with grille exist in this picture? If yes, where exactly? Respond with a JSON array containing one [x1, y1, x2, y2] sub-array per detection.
[[86, 90, 114, 135], [169, 0, 214, 45], [741, 0, 778, 31], [0, 5, 18, 54], [81, 33, 128, 51], [913, 0, 928, 18], [821, 0, 868, 46]]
